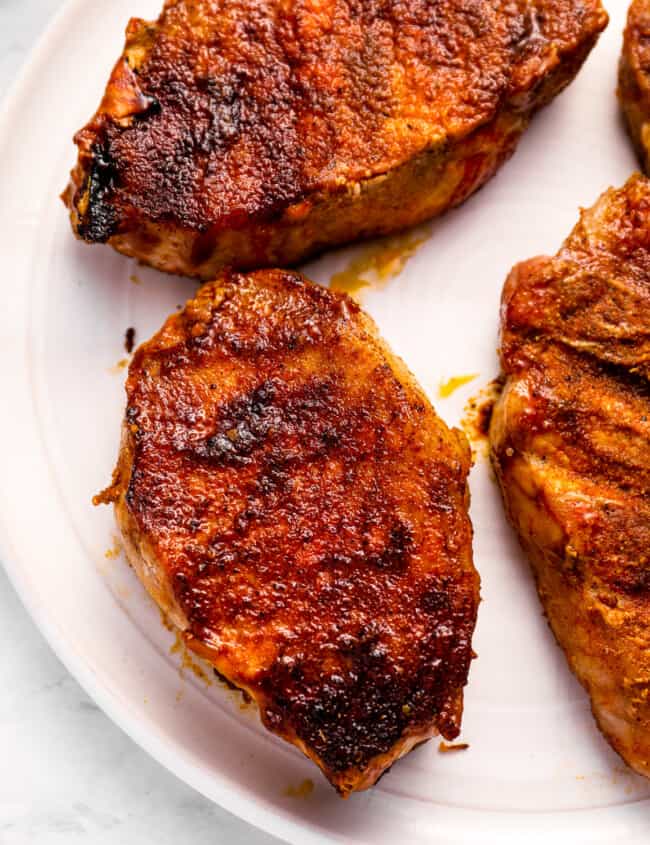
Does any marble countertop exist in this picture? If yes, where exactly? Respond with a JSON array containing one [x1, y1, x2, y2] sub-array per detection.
[[0, 3, 279, 843]]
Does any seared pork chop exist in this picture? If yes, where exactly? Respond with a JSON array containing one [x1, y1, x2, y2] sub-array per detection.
[[99, 269, 480, 794], [620, 0, 650, 172], [66, 0, 607, 279], [491, 175, 650, 778]]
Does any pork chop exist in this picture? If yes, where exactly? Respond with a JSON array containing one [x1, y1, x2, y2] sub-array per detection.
[[620, 0, 650, 172], [66, 0, 607, 279], [490, 175, 650, 778], [98, 268, 480, 794]]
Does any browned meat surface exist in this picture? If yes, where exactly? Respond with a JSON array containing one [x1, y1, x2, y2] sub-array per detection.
[[66, 0, 606, 279], [490, 175, 650, 779], [620, 0, 650, 172], [99, 268, 480, 794]]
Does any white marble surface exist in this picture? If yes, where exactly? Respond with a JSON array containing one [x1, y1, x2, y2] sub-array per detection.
[[0, 3, 280, 843]]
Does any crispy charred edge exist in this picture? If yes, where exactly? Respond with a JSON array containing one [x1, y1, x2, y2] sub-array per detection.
[[190, 625, 464, 797], [102, 271, 478, 795], [620, 0, 650, 174], [65, 18, 159, 242], [64, 4, 607, 274]]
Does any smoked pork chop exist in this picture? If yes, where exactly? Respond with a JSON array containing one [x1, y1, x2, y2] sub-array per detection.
[[491, 176, 650, 778], [66, 0, 607, 279], [98, 269, 480, 794]]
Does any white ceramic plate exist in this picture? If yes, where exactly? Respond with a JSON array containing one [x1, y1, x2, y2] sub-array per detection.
[[2, 0, 650, 842]]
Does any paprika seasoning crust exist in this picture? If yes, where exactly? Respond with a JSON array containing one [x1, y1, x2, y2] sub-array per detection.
[[491, 175, 650, 780], [100, 268, 480, 794], [66, 0, 607, 278], [620, 0, 650, 172]]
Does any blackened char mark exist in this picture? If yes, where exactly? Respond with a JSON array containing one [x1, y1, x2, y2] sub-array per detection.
[[77, 142, 119, 243], [260, 617, 464, 777], [187, 377, 359, 469]]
